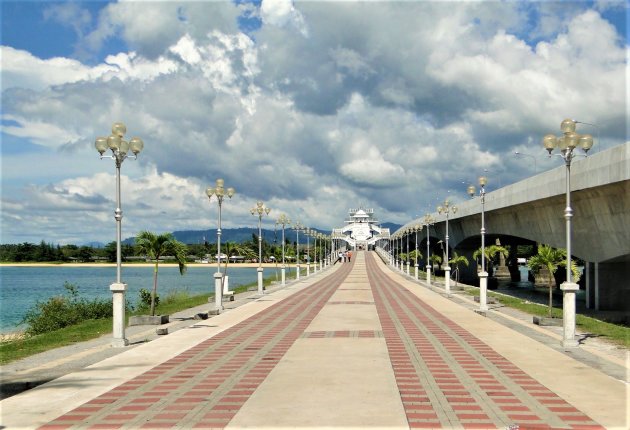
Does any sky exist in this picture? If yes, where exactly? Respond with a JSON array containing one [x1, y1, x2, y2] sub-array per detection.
[[1, 0, 628, 245]]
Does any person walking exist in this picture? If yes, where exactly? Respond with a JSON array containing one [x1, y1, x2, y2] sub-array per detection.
[[347, 250, 352, 262]]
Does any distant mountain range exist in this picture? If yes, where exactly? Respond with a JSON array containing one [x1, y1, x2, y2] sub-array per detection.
[[121, 222, 402, 245]]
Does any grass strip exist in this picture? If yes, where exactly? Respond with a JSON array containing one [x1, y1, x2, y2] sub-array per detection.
[[0, 273, 287, 365], [463, 287, 630, 348]]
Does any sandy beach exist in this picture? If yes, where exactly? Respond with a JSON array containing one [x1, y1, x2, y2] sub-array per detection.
[[0, 262, 292, 269]]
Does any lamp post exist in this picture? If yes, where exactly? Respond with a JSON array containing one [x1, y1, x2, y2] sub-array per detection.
[[423, 214, 435, 286], [514, 151, 538, 173], [437, 200, 457, 295], [95, 122, 144, 347], [413, 224, 421, 280], [543, 118, 593, 348], [304, 227, 315, 277], [250, 201, 271, 295], [206, 179, 235, 314], [405, 228, 411, 276], [318, 233, 324, 270], [468, 176, 488, 313], [293, 222, 303, 280], [276, 214, 291, 286]]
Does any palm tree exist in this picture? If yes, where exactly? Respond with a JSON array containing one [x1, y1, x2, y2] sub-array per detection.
[[221, 241, 256, 288], [448, 252, 469, 285], [429, 254, 442, 271], [527, 244, 580, 317], [474, 245, 509, 274], [408, 250, 423, 266], [135, 231, 188, 316]]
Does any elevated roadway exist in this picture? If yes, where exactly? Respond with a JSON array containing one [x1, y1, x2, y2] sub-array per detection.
[[399, 142, 630, 314]]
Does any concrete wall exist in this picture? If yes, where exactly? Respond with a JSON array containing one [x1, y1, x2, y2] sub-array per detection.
[[397, 142, 630, 314]]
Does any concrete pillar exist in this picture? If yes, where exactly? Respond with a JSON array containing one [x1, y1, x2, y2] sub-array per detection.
[[414, 264, 418, 280], [281, 265, 286, 286], [445, 266, 451, 295], [585, 263, 591, 309], [594, 262, 600, 310], [212, 272, 223, 314], [478, 271, 488, 313], [426, 265, 432, 286], [561, 282, 579, 348], [257, 267, 264, 295], [110, 282, 129, 347]]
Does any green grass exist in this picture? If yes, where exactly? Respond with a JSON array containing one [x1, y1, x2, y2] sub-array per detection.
[[0, 275, 279, 365], [0, 319, 113, 364], [463, 287, 630, 348]]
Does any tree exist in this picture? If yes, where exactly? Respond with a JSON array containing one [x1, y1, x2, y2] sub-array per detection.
[[448, 252, 469, 285], [527, 244, 580, 318], [473, 244, 509, 273], [135, 231, 188, 316], [408, 250, 423, 265], [429, 254, 442, 270], [220, 241, 257, 290]]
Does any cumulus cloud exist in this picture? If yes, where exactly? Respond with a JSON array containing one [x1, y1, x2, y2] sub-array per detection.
[[1, 1, 627, 244]]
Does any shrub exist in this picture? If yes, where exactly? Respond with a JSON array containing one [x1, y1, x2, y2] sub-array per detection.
[[137, 288, 159, 311], [21, 282, 112, 335]]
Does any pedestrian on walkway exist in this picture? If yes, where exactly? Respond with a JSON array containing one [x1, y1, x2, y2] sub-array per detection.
[[347, 250, 352, 262]]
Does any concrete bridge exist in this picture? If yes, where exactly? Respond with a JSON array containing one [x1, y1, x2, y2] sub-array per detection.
[[398, 142, 630, 315]]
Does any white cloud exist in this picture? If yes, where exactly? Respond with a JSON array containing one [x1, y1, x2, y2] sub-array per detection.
[[1, 1, 627, 244]]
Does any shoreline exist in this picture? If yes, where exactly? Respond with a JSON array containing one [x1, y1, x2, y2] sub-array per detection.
[[0, 262, 292, 269]]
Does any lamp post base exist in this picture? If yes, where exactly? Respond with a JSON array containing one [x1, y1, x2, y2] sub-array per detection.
[[296, 264, 300, 280], [444, 267, 451, 295], [478, 271, 489, 312], [426, 265, 431, 286], [110, 282, 129, 348], [414, 264, 419, 280], [257, 267, 264, 295], [281, 265, 286, 286], [560, 282, 579, 348], [213, 272, 223, 314]]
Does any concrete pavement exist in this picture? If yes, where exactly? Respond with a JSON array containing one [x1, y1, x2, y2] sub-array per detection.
[[0, 251, 627, 429]]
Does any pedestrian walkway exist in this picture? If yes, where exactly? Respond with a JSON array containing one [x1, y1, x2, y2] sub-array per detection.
[[0, 251, 626, 429]]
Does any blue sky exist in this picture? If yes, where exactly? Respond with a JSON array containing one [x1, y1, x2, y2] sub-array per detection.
[[1, 0, 628, 245]]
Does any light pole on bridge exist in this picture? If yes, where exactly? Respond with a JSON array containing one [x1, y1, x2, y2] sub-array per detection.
[[293, 222, 303, 280], [438, 200, 457, 295], [468, 176, 488, 313], [206, 179, 235, 314], [276, 214, 290, 286], [543, 118, 593, 348], [95, 122, 144, 347], [423, 214, 435, 286], [413, 224, 422, 280], [250, 201, 271, 295]]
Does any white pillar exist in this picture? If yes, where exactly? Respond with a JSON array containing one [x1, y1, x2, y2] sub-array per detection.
[[281, 265, 286, 286], [257, 267, 264, 295], [110, 282, 128, 347], [426, 265, 432, 286], [213, 272, 223, 314], [478, 271, 488, 312], [444, 266, 451, 294], [414, 264, 418, 280], [561, 282, 579, 348]]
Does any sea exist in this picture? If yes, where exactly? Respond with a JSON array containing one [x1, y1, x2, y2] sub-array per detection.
[[0, 265, 292, 333]]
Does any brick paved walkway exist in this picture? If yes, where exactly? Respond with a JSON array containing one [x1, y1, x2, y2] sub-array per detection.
[[366, 253, 604, 430], [38, 263, 353, 430], [2, 251, 624, 429]]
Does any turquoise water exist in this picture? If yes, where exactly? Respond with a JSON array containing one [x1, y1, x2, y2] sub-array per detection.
[[0, 265, 291, 333]]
